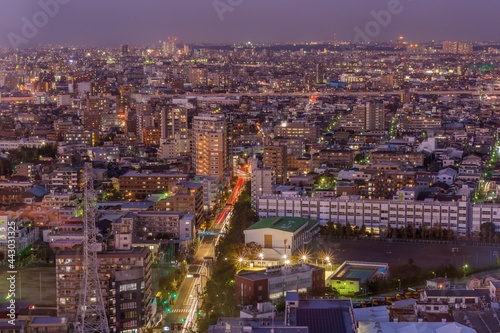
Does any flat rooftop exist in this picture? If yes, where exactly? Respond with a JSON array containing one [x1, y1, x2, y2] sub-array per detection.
[[246, 217, 318, 233]]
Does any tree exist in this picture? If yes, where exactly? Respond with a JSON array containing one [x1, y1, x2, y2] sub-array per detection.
[[325, 285, 339, 297], [322, 221, 334, 235], [159, 277, 175, 293], [446, 229, 454, 241], [359, 224, 367, 237], [345, 222, 352, 237], [401, 227, 408, 239], [420, 225, 428, 239], [494, 233, 500, 243], [334, 222, 343, 236], [480, 222, 495, 242], [245, 241, 262, 263]]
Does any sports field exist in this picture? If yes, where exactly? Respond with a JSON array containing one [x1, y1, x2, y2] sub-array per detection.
[[313, 237, 500, 270], [0, 266, 56, 306]]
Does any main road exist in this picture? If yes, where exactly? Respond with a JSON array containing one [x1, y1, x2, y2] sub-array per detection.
[[2, 89, 499, 104], [160, 89, 500, 99], [162, 177, 246, 332]]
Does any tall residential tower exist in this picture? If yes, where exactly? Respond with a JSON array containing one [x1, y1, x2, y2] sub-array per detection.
[[193, 114, 227, 181]]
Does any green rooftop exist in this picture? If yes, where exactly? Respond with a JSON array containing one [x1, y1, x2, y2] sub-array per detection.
[[246, 217, 318, 233]]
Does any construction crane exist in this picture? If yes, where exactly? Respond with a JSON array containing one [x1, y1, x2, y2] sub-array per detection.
[[76, 163, 110, 333]]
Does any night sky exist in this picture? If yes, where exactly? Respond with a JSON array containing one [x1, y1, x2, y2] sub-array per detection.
[[0, 0, 499, 47]]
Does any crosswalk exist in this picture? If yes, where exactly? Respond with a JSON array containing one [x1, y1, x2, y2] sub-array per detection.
[[171, 309, 190, 313]]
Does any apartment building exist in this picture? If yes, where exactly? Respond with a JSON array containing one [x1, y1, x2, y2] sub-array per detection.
[[153, 182, 204, 227], [56, 247, 154, 333], [406, 115, 442, 130], [274, 122, 319, 143], [130, 211, 194, 241], [365, 102, 386, 131], [118, 171, 188, 198], [161, 105, 188, 140], [312, 149, 354, 169], [63, 129, 99, 146], [366, 170, 416, 199], [47, 167, 82, 190], [370, 151, 424, 167], [251, 167, 276, 209], [200, 175, 220, 212], [193, 114, 227, 181], [41, 192, 76, 210], [83, 96, 111, 131], [338, 104, 366, 131], [14, 162, 35, 180], [263, 145, 287, 185]]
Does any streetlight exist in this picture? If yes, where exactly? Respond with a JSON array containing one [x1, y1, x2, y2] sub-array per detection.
[[238, 257, 243, 270], [259, 253, 264, 266], [397, 279, 401, 291], [463, 264, 468, 278], [301, 255, 307, 263]]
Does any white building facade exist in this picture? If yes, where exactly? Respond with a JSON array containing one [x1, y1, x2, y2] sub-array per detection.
[[257, 195, 470, 236]]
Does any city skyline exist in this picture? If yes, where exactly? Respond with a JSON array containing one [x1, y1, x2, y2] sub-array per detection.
[[3, 1, 500, 333], [0, 0, 500, 47]]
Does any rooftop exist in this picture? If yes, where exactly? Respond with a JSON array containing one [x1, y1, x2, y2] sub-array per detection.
[[237, 264, 324, 281], [358, 321, 476, 333], [287, 294, 355, 333], [246, 217, 317, 233], [425, 289, 479, 297]]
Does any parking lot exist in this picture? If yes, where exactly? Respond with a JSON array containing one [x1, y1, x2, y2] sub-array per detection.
[[314, 237, 500, 270]]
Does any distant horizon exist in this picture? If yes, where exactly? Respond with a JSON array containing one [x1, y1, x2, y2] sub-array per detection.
[[2, 39, 500, 50], [1, 0, 500, 48]]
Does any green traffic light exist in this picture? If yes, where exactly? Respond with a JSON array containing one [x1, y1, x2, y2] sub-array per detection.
[[197, 310, 202, 316], [166, 308, 171, 313], [180, 318, 185, 323], [172, 293, 177, 299], [162, 300, 167, 305]]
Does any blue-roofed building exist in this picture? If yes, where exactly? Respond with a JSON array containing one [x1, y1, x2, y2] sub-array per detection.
[[327, 81, 348, 88], [27, 185, 49, 198]]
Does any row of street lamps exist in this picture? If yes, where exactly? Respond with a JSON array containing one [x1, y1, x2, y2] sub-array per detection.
[[237, 253, 334, 270]]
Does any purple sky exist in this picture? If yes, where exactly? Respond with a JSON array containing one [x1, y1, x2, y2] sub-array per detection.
[[0, 0, 499, 47]]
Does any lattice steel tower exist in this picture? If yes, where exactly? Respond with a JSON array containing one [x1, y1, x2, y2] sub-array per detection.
[[76, 163, 110, 333]]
